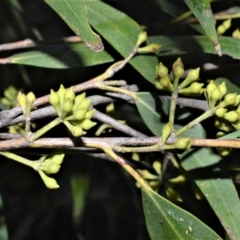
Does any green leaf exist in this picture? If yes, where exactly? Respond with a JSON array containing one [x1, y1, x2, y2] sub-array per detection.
[[87, 1, 158, 84], [149, 35, 240, 60], [8, 43, 113, 68], [142, 187, 222, 240], [184, 0, 221, 55], [154, 0, 185, 17], [45, 0, 103, 51]]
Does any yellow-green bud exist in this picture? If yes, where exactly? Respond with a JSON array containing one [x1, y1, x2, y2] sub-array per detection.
[[49, 163, 61, 174], [52, 154, 65, 165], [62, 99, 73, 114], [57, 84, 66, 105], [218, 82, 227, 96], [209, 87, 222, 108], [17, 92, 27, 116], [85, 109, 95, 119], [223, 19, 231, 29], [232, 28, 240, 39], [155, 81, 165, 90], [49, 90, 60, 106], [217, 25, 225, 35], [39, 170, 59, 189], [216, 131, 225, 138], [215, 107, 227, 118], [78, 98, 92, 110], [137, 43, 161, 53], [159, 76, 174, 92], [157, 62, 168, 78], [174, 138, 191, 150], [224, 111, 239, 123], [234, 95, 240, 106], [136, 32, 147, 47], [71, 126, 83, 137], [168, 174, 186, 184], [73, 109, 88, 120], [79, 119, 96, 130], [172, 58, 184, 78], [223, 93, 237, 106], [161, 122, 172, 145], [152, 161, 161, 175], [26, 92, 36, 107], [218, 147, 231, 157], [165, 186, 182, 202], [64, 87, 75, 101], [179, 67, 200, 89], [206, 80, 217, 100]]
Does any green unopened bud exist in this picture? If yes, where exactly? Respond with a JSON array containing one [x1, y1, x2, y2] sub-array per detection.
[[17, 92, 27, 116], [223, 93, 237, 106], [73, 108, 88, 120], [234, 95, 240, 106], [85, 109, 95, 119], [169, 174, 186, 184], [73, 92, 86, 110], [25, 92, 36, 117], [205, 80, 217, 100], [153, 161, 161, 175], [71, 126, 84, 137], [49, 163, 61, 174], [157, 62, 168, 78], [179, 67, 200, 89], [179, 82, 203, 96], [233, 28, 240, 39], [52, 153, 65, 165], [136, 32, 147, 47], [218, 82, 227, 96], [64, 87, 75, 101], [61, 98, 73, 119], [79, 119, 96, 130], [137, 43, 161, 53], [209, 87, 222, 108], [215, 107, 227, 118], [216, 131, 225, 138], [172, 58, 184, 78], [39, 170, 59, 189], [214, 118, 234, 132], [217, 25, 225, 35], [78, 98, 92, 110], [57, 84, 66, 105], [159, 76, 174, 92], [174, 138, 191, 150], [161, 122, 172, 145], [218, 147, 231, 157], [49, 90, 61, 116], [224, 111, 239, 123], [165, 186, 182, 202], [223, 19, 231, 29]]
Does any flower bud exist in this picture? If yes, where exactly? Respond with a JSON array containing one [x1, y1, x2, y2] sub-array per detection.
[[233, 28, 240, 39], [71, 126, 83, 137], [161, 122, 172, 145], [223, 93, 237, 106], [73, 108, 88, 120], [224, 111, 239, 123], [179, 67, 200, 89], [136, 32, 147, 47], [152, 161, 161, 175], [137, 43, 161, 53], [39, 170, 59, 189], [218, 82, 227, 96], [157, 62, 168, 78], [64, 87, 75, 101], [17, 92, 27, 116], [174, 138, 191, 150], [62, 98, 73, 114], [52, 153, 65, 165], [78, 98, 92, 110], [26, 92, 36, 107], [205, 80, 217, 99], [179, 82, 204, 96], [209, 87, 222, 108], [79, 119, 96, 130], [172, 58, 184, 79], [159, 76, 174, 92], [49, 90, 61, 116], [85, 109, 95, 119], [216, 131, 225, 138], [218, 147, 231, 157], [57, 84, 66, 105], [215, 107, 227, 118]]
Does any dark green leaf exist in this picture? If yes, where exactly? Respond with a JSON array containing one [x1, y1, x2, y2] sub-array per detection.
[[184, 0, 221, 55], [45, 0, 103, 51], [9, 43, 113, 68], [149, 35, 240, 60], [142, 187, 221, 240], [87, 1, 158, 84], [154, 0, 185, 17]]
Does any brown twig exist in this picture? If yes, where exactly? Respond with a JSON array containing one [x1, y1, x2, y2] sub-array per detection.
[[0, 36, 81, 52]]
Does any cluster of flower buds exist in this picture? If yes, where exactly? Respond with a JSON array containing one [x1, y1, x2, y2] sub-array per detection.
[[0, 86, 19, 109], [49, 85, 96, 137], [17, 91, 36, 117], [155, 58, 204, 96], [38, 153, 65, 189], [217, 19, 231, 35]]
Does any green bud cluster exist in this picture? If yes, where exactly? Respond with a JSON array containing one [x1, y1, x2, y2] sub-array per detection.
[[38, 153, 65, 189], [17, 91, 36, 117], [0, 86, 19, 109], [217, 19, 231, 35], [49, 85, 96, 137]]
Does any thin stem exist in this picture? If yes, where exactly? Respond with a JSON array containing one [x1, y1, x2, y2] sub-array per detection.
[[113, 143, 161, 153], [0, 151, 37, 169], [176, 110, 213, 136], [31, 117, 62, 141]]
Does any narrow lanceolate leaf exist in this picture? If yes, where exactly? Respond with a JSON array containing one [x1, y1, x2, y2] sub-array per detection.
[[87, 1, 158, 84], [45, 0, 103, 51], [184, 0, 221, 56], [149, 36, 240, 60], [6, 43, 113, 68], [142, 188, 222, 240]]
